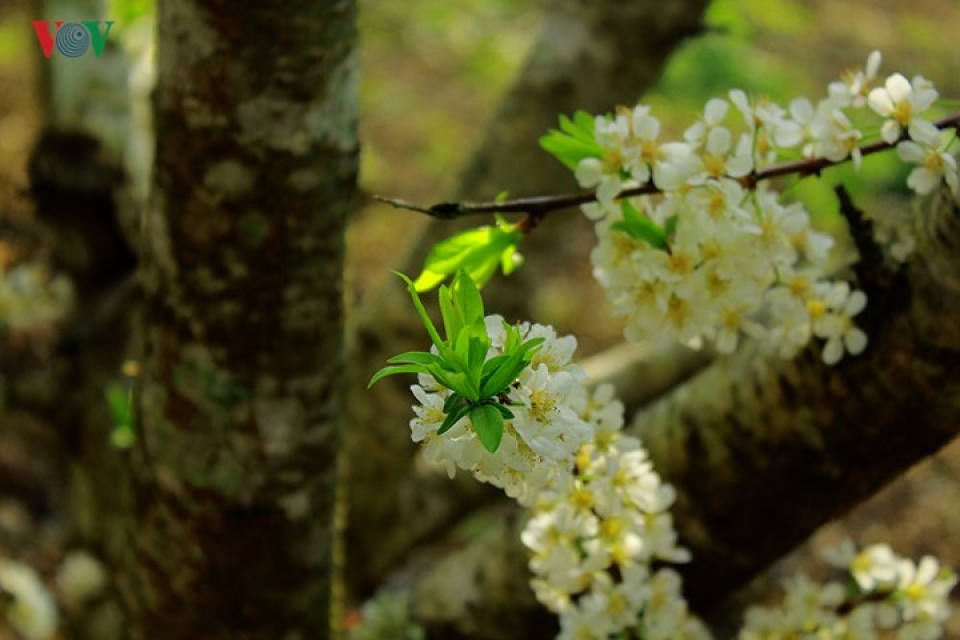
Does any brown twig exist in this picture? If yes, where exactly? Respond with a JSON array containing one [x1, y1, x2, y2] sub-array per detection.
[[375, 111, 960, 225]]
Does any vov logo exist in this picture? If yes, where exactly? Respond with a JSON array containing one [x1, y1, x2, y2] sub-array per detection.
[[31, 21, 115, 58]]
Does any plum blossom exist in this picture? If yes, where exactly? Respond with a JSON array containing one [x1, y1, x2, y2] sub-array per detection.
[[868, 72, 939, 143], [897, 128, 959, 195]]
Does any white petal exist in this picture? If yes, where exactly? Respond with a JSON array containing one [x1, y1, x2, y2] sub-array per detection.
[[845, 290, 867, 316], [629, 162, 651, 185], [581, 202, 607, 221], [944, 160, 959, 194], [897, 140, 926, 164], [684, 121, 705, 143], [907, 119, 940, 144], [706, 126, 731, 155], [596, 176, 621, 204], [716, 329, 738, 354], [634, 114, 660, 140], [822, 338, 843, 365], [880, 120, 901, 144], [865, 50, 882, 78], [907, 167, 937, 195], [790, 97, 813, 122], [774, 121, 804, 148], [868, 87, 895, 115], [729, 89, 751, 120], [705, 98, 728, 124], [852, 148, 862, 171], [845, 328, 868, 355], [884, 73, 912, 102], [575, 158, 603, 188]]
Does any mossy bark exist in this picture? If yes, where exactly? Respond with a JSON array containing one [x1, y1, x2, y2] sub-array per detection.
[[115, 1, 358, 637]]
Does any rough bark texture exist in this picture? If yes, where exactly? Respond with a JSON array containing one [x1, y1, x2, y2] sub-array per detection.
[[346, 0, 712, 597], [398, 190, 960, 638], [640, 190, 960, 610], [115, 1, 358, 637]]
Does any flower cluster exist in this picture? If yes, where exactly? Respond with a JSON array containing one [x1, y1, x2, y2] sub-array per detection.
[[521, 386, 708, 640], [543, 51, 957, 365], [410, 315, 595, 503], [740, 541, 958, 640], [381, 276, 957, 640]]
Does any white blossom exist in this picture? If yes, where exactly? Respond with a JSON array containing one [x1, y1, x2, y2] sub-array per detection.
[[55, 550, 107, 610], [0, 558, 58, 640], [897, 128, 959, 195], [867, 73, 939, 143]]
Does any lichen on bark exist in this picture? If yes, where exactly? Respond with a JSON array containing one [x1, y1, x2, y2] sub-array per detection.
[[115, 1, 359, 637]]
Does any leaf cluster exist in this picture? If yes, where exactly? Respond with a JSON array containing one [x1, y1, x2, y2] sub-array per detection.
[[413, 217, 523, 292], [369, 271, 543, 453], [539, 110, 602, 170]]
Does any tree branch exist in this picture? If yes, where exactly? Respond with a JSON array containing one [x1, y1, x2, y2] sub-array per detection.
[[375, 111, 960, 224]]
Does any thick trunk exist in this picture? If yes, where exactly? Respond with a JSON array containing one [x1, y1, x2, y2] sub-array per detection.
[[115, 1, 358, 637], [346, 0, 713, 596]]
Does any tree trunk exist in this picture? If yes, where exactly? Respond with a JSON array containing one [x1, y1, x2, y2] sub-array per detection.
[[110, 1, 358, 637]]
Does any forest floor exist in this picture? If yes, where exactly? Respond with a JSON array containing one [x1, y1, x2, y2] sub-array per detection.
[[1, 0, 959, 637]]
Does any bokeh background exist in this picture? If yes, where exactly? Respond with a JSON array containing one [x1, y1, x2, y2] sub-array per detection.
[[1, 0, 959, 636]]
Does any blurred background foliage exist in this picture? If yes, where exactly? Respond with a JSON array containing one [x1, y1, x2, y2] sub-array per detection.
[[1, 0, 959, 635], [353, 0, 960, 357]]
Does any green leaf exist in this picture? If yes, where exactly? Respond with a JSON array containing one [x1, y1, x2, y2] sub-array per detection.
[[428, 363, 478, 402], [572, 110, 596, 134], [414, 225, 523, 292], [493, 403, 514, 420], [502, 321, 522, 353], [394, 272, 448, 353], [515, 336, 545, 357], [470, 404, 504, 453], [450, 326, 489, 395], [500, 245, 522, 275], [443, 392, 465, 414], [369, 364, 429, 387], [387, 351, 446, 367], [463, 325, 491, 379], [438, 284, 464, 346], [480, 354, 512, 381], [438, 402, 472, 435], [479, 349, 528, 398], [452, 270, 485, 327], [610, 200, 667, 249], [664, 214, 680, 240], [540, 111, 602, 170], [539, 132, 602, 171]]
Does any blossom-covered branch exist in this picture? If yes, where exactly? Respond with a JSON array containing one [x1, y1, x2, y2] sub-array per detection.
[[375, 111, 960, 222], [356, 51, 960, 640]]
